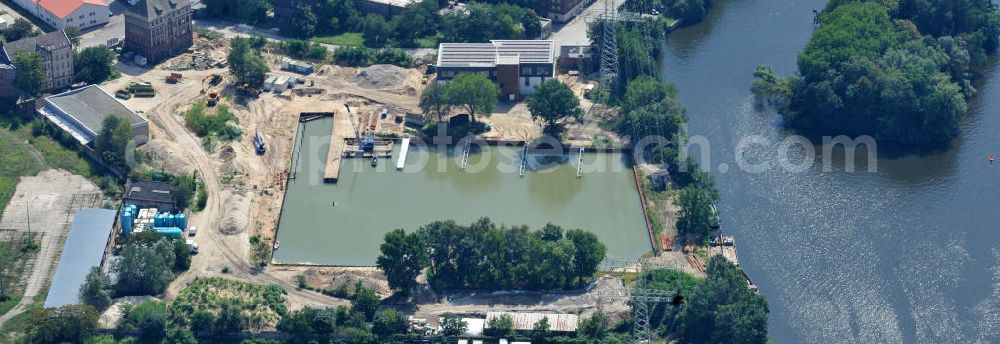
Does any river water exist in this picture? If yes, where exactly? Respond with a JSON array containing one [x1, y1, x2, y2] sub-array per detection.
[[274, 118, 650, 266], [659, 0, 1000, 343]]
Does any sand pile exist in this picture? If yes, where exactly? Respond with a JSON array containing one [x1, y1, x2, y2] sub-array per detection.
[[141, 139, 194, 176], [354, 64, 411, 89], [219, 192, 250, 235]]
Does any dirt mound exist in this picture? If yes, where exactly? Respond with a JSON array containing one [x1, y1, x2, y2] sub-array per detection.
[[141, 139, 194, 176], [219, 145, 236, 162], [218, 191, 250, 235], [354, 64, 412, 90], [99, 296, 160, 328]]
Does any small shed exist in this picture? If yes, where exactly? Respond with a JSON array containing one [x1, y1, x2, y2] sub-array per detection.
[[485, 312, 579, 333], [44, 209, 116, 308], [123, 180, 177, 213]]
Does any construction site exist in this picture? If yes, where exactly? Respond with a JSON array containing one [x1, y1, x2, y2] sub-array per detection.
[[0, 19, 746, 340]]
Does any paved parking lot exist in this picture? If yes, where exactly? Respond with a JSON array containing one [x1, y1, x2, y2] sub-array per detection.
[[78, 0, 127, 48]]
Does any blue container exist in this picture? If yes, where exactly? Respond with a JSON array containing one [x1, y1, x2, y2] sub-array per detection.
[[175, 213, 187, 229], [153, 214, 162, 227], [166, 214, 175, 227], [122, 211, 133, 236], [153, 227, 183, 237]]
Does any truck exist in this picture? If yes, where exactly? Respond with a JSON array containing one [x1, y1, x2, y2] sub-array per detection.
[[253, 131, 266, 154], [186, 239, 199, 254], [166, 73, 182, 84]]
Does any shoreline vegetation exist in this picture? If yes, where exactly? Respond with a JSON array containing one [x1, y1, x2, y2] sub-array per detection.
[[752, 0, 1000, 146], [586, 10, 769, 344]]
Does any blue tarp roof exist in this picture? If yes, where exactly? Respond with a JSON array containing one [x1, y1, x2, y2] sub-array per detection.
[[44, 208, 115, 309]]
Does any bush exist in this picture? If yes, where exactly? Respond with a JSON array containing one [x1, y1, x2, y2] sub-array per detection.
[[333, 46, 374, 67], [118, 301, 168, 341], [184, 102, 242, 141]]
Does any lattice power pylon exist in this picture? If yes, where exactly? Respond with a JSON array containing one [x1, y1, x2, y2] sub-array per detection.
[[597, 257, 687, 343], [598, 0, 620, 102]]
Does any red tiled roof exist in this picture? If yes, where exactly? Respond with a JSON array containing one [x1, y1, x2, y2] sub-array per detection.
[[37, 0, 108, 19]]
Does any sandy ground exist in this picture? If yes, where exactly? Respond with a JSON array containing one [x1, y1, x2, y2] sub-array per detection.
[[0, 170, 102, 325]]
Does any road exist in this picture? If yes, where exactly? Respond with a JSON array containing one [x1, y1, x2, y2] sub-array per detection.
[[549, 0, 610, 47], [139, 70, 346, 309]]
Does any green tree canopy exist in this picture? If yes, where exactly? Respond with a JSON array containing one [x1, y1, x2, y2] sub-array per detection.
[[361, 14, 391, 48], [95, 116, 133, 172], [78, 267, 113, 311], [439, 313, 468, 336], [75, 46, 116, 84], [445, 73, 498, 124], [25, 304, 99, 344], [377, 229, 429, 295], [526, 79, 582, 132], [13, 51, 44, 96], [678, 258, 769, 344], [111, 238, 176, 296], [762, 0, 996, 146], [281, 4, 318, 38], [228, 37, 269, 89], [5, 18, 39, 42], [419, 82, 451, 122], [675, 173, 720, 241]]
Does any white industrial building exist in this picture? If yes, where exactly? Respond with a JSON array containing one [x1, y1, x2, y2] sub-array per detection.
[[9, 0, 110, 30]]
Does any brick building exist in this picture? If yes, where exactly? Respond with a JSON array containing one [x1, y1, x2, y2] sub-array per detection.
[[125, 0, 193, 64], [1, 30, 74, 93]]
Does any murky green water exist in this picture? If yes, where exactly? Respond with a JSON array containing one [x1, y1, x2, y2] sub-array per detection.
[[274, 117, 651, 266]]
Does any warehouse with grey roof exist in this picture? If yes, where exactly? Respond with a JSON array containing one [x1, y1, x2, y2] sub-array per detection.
[[38, 85, 149, 148]]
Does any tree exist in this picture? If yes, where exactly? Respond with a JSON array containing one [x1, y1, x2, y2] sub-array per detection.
[[64, 26, 82, 45], [78, 267, 113, 311], [486, 314, 514, 337], [566, 229, 606, 287], [445, 73, 498, 124], [531, 316, 551, 343], [771, 1, 987, 146], [5, 18, 38, 42], [333, 46, 373, 66], [203, 0, 271, 24], [213, 303, 247, 335], [578, 311, 608, 339], [525, 79, 582, 132], [25, 304, 99, 344], [94, 116, 132, 171], [439, 313, 467, 336], [118, 301, 168, 341], [111, 238, 176, 295], [13, 51, 44, 96], [676, 173, 720, 241], [315, 0, 362, 34], [377, 229, 429, 296], [361, 14, 390, 47], [282, 4, 318, 38], [172, 237, 192, 271], [75, 46, 116, 84], [390, 0, 439, 46], [679, 257, 768, 344], [228, 38, 269, 89], [165, 327, 198, 344], [190, 310, 215, 335], [351, 282, 379, 321], [373, 309, 408, 335]]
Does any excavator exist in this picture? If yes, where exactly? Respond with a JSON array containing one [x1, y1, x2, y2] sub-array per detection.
[[202, 73, 223, 106]]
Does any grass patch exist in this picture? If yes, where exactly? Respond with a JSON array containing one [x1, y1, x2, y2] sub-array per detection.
[[0, 127, 46, 212], [195, 28, 225, 41], [311, 32, 364, 47], [184, 101, 242, 141], [0, 233, 39, 315], [0, 286, 45, 342]]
